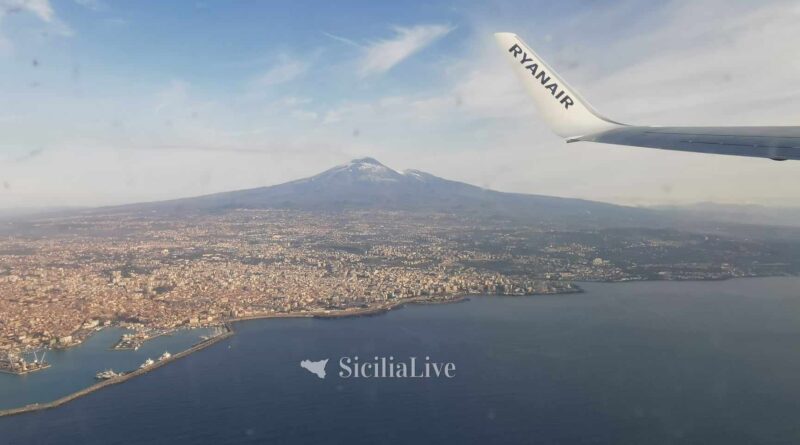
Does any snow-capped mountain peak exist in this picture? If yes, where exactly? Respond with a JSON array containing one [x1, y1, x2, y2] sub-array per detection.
[[312, 157, 404, 183], [115, 157, 644, 228]]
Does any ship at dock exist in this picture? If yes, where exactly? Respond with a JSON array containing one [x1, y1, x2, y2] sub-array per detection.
[[95, 369, 120, 380], [139, 358, 155, 369], [0, 350, 50, 375], [159, 351, 171, 361]]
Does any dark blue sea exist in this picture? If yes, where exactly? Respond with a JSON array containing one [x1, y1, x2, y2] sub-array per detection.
[[2, 277, 800, 444]]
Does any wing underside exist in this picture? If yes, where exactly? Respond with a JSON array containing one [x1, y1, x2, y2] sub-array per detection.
[[575, 127, 800, 161]]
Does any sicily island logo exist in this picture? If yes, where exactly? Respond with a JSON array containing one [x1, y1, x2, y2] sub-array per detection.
[[300, 356, 456, 379]]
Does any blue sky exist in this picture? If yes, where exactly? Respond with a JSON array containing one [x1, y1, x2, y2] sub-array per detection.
[[1, 0, 800, 207]]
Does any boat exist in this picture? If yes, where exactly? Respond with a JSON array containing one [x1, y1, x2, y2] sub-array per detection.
[[139, 358, 155, 369], [159, 351, 171, 361], [95, 369, 119, 380]]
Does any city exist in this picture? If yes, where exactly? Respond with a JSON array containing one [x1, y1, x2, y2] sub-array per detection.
[[2, 208, 796, 361]]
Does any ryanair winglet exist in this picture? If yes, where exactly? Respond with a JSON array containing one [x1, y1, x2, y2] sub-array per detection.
[[494, 32, 624, 139]]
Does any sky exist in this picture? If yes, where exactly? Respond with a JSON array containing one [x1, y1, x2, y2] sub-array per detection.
[[1, 0, 800, 208]]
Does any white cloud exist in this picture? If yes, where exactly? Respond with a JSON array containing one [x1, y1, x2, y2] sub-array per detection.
[[585, 1, 800, 126], [442, 0, 800, 206], [290, 109, 318, 121], [256, 56, 308, 86], [1, 0, 54, 22], [0, 0, 72, 53], [359, 24, 453, 77]]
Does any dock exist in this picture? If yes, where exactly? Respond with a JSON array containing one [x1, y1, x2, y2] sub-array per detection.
[[0, 351, 51, 375], [0, 324, 234, 418]]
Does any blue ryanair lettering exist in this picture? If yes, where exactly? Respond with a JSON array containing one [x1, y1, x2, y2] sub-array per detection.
[[508, 44, 574, 110]]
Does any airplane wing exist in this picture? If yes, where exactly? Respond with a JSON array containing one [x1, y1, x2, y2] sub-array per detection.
[[494, 32, 800, 161]]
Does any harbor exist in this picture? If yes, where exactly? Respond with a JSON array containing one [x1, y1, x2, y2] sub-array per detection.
[[0, 325, 223, 414], [0, 290, 574, 418], [0, 293, 534, 416], [0, 324, 232, 418], [0, 297, 453, 416]]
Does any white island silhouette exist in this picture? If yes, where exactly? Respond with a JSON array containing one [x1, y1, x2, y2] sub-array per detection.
[[300, 359, 329, 379]]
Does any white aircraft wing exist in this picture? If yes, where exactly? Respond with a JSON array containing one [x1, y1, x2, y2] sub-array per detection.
[[494, 32, 800, 161]]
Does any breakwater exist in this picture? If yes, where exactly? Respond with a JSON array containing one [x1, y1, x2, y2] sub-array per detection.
[[0, 325, 234, 418]]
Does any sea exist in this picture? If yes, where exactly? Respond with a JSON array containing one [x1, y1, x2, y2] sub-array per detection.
[[1, 277, 800, 445]]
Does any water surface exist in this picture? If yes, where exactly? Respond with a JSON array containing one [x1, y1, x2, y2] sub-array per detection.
[[0, 327, 214, 410], [1, 278, 799, 444]]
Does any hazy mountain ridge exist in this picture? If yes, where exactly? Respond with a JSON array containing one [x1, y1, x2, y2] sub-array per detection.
[[17, 158, 797, 238], [96, 157, 655, 227]]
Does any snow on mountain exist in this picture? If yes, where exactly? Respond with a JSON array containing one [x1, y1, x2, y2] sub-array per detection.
[[96, 157, 655, 227], [298, 157, 405, 184]]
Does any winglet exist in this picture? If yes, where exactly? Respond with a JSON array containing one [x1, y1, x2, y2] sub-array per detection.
[[494, 32, 624, 139]]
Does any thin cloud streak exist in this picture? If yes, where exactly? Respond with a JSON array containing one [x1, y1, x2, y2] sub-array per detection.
[[322, 31, 363, 48], [256, 56, 308, 86], [359, 24, 453, 77]]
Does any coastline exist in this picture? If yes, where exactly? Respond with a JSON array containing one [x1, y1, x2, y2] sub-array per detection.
[[0, 325, 234, 418], [1, 276, 795, 418], [0, 289, 578, 417]]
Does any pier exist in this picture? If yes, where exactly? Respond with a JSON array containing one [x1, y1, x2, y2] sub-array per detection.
[[111, 329, 171, 351], [0, 324, 234, 418]]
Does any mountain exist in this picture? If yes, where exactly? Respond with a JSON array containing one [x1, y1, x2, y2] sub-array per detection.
[[106, 157, 654, 226]]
